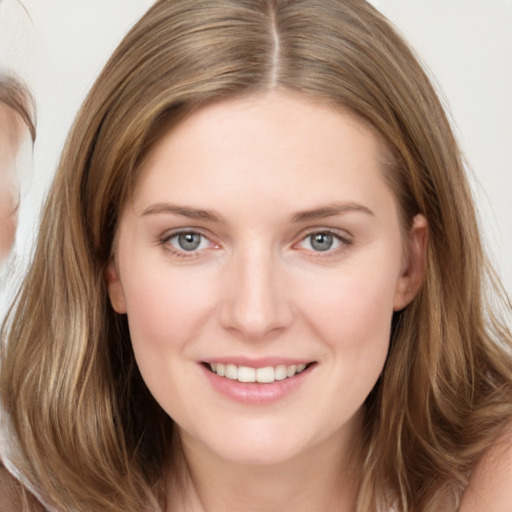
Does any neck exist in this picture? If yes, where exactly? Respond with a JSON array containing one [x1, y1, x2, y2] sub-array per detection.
[[166, 412, 364, 512]]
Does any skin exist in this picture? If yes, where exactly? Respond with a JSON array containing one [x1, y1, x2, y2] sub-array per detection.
[[0, 103, 25, 263], [107, 90, 427, 511], [458, 427, 512, 512]]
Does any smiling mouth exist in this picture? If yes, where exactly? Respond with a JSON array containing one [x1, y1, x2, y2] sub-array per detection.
[[203, 362, 315, 384]]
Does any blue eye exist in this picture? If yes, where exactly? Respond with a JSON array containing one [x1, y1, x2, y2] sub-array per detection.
[[309, 233, 335, 251], [168, 232, 210, 252], [297, 231, 347, 253]]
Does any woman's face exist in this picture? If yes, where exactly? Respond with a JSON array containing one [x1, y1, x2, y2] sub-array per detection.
[[0, 103, 25, 263], [108, 91, 426, 466]]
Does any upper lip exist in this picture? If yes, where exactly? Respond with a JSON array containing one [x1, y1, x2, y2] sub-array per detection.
[[202, 357, 316, 368]]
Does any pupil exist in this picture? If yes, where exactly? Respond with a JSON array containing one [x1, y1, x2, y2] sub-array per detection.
[[311, 233, 333, 251], [178, 233, 201, 251]]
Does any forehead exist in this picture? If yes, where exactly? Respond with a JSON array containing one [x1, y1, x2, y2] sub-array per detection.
[[134, 91, 394, 207]]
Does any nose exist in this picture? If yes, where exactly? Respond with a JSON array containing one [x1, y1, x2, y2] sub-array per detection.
[[220, 245, 294, 340]]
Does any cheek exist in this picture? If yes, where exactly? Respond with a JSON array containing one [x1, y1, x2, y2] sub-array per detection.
[[302, 261, 398, 341], [0, 195, 17, 260], [318, 284, 393, 386], [120, 266, 220, 419], [0, 217, 16, 260], [296, 252, 401, 394], [303, 272, 396, 420], [121, 263, 218, 360]]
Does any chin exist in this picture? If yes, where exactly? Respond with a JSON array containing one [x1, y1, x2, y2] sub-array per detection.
[[207, 421, 325, 467], [213, 441, 303, 467]]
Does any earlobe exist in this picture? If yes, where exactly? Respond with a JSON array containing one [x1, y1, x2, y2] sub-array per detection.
[[393, 214, 428, 311], [105, 260, 127, 314]]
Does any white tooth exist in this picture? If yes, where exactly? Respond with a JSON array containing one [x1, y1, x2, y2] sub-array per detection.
[[225, 364, 238, 380], [297, 364, 306, 373], [274, 365, 288, 381], [237, 366, 256, 383], [210, 362, 218, 372], [256, 366, 275, 383], [286, 365, 297, 378], [216, 363, 225, 377]]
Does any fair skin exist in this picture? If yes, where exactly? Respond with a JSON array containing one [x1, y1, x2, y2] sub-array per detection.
[[458, 428, 512, 512], [0, 103, 25, 263], [107, 90, 428, 511]]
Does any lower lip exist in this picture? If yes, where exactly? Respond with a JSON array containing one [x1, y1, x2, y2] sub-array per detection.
[[201, 364, 315, 405]]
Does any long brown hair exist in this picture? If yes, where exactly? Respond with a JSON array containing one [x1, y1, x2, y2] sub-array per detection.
[[1, 1, 511, 510]]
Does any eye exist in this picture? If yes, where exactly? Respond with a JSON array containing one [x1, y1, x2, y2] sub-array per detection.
[[308, 232, 337, 252], [296, 230, 350, 253], [166, 231, 212, 253]]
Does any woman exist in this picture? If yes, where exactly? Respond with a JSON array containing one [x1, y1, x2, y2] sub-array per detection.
[[1, 0, 511, 510], [0, 74, 35, 267]]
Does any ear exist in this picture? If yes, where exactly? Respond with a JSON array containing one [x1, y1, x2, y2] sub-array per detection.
[[393, 214, 428, 311], [105, 259, 127, 314]]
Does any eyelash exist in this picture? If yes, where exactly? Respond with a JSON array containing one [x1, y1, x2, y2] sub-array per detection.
[[159, 229, 216, 258], [158, 228, 353, 258], [294, 229, 353, 258]]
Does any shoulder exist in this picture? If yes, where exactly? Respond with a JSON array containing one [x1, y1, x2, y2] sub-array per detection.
[[458, 426, 512, 512], [0, 462, 47, 512], [0, 461, 26, 512]]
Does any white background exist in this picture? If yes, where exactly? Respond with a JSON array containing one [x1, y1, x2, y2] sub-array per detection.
[[1, 0, 511, 291]]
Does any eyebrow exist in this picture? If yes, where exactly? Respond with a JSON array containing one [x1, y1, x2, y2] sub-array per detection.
[[141, 201, 374, 223], [291, 202, 374, 222], [141, 203, 224, 223]]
